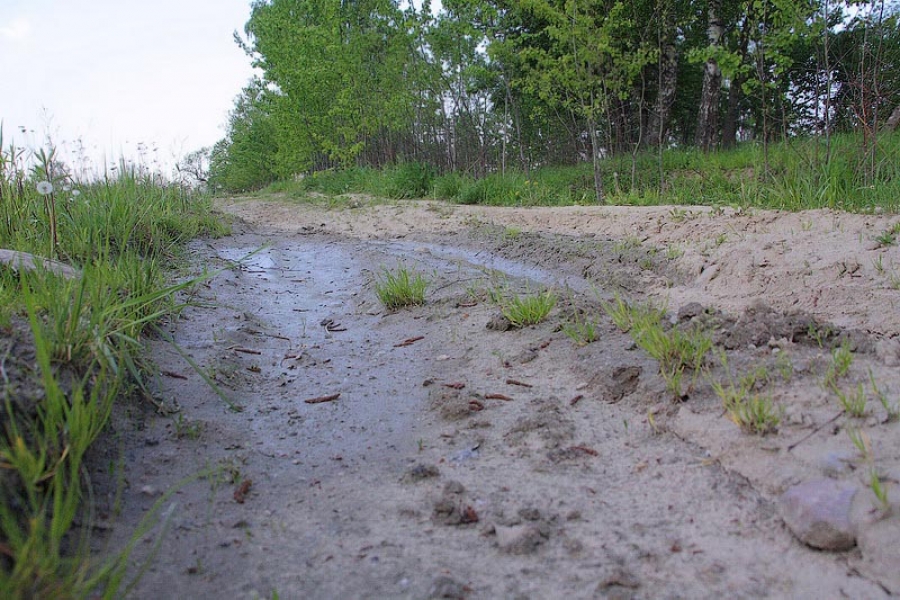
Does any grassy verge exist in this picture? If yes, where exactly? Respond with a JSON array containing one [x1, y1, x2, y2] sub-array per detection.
[[251, 131, 900, 212], [0, 139, 228, 598]]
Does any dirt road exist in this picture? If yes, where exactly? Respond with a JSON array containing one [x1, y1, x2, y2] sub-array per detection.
[[90, 196, 900, 598]]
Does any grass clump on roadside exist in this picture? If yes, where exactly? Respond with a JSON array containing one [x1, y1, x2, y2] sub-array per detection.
[[0, 136, 226, 598], [601, 295, 711, 400], [375, 266, 428, 309], [711, 352, 782, 435], [501, 290, 557, 327]]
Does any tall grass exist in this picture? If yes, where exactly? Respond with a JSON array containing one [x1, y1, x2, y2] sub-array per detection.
[[255, 132, 900, 212], [0, 134, 227, 598]]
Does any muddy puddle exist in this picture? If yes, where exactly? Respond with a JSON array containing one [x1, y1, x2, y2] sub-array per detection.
[[87, 208, 900, 599]]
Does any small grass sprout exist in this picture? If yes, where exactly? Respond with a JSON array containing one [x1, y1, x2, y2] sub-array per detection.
[[834, 382, 867, 417], [869, 369, 900, 422], [711, 352, 781, 435], [630, 309, 712, 400], [562, 309, 600, 346], [726, 393, 782, 435], [375, 266, 428, 309], [501, 290, 557, 327], [847, 427, 872, 461], [822, 341, 853, 388], [869, 469, 891, 512]]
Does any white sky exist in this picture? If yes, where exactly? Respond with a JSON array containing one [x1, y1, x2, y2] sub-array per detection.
[[0, 0, 256, 178]]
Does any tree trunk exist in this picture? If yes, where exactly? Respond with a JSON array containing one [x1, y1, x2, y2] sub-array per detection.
[[588, 118, 605, 204], [647, 0, 678, 148], [695, 0, 724, 151]]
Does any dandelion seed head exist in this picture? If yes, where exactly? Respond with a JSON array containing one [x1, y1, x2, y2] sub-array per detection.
[[36, 181, 54, 195], [71, 189, 81, 197]]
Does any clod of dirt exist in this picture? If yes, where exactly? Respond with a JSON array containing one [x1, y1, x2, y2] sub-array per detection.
[[429, 388, 479, 421], [589, 365, 643, 404], [403, 464, 441, 483], [505, 398, 575, 450], [428, 575, 469, 599], [486, 313, 513, 331], [676, 302, 706, 322], [432, 480, 479, 526], [779, 479, 858, 551], [596, 567, 642, 597], [494, 523, 549, 555]]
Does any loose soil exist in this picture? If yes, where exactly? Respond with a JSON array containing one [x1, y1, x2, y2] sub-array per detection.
[[88, 197, 900, 599]]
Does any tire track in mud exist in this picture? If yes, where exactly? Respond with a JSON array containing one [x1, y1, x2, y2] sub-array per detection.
[[88, 222, 889, 599]]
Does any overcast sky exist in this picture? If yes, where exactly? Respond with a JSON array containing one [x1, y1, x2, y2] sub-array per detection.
[[0, 0, 256, 177]]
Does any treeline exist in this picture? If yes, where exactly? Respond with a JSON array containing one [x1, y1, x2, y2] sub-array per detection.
[[209, 0, 900, 197]]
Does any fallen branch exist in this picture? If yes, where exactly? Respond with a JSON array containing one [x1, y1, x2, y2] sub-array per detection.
[[787, 411, 844, 452], [394, 336, 424, 348], [304, 393, 341, 404], [230, 347, 262, 355], [505, 378, 533, 388]]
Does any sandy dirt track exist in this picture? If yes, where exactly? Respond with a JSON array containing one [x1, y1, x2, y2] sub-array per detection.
[[89, 196, 900, 599]]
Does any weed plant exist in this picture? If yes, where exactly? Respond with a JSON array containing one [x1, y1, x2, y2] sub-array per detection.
[[0, 136, 225, 597], [562, 313, 600, 346], [501, 290, 557, 327], [375, 267, 428, 309], [603, 297, 711, 399], [711, 352, 782, 435]]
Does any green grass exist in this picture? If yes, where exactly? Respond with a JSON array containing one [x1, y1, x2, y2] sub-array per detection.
[[374, 266, 428, 309], [252, 131, 900, 213], [602, 296, 711, 400], [0, 137, 226, 598], [501, 290, 557, 327]]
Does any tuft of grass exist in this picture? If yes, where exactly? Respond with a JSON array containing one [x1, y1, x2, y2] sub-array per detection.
[[711, 352, 781, 435], [562, 312, 600, 346], [726, 394, 782, 435], [375, 267, 428, 309], [833, 383, 868, 418], [608, 298, 711, 399], [822, 341, 854, 388], [501, 290, 557, 327]]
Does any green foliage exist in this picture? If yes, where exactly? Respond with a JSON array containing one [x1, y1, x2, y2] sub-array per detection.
[[0, 139, 224, 597], [711, 352, 781, 435], [253, 132, 900, 213], [608, 299, 711, 399], [385, 162, 435, 199], [375, 267, 429, 309], [501, 290, 557, 327], [562, 313, 601, 346]]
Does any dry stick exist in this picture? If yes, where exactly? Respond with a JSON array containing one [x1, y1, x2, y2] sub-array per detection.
[[787, 411, 844, 452], [161, 370, 188, 380], [304, 393, 341, 405], [394, 336, 424, 348], [485, 393, 514, 401], [569, 394, 584, 406], [505, 378, 533, 388], [230, 347, 263, 355]]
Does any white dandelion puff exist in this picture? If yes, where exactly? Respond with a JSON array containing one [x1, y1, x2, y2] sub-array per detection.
[[71, 189, 81, 197], [36, 181, 54, 195]]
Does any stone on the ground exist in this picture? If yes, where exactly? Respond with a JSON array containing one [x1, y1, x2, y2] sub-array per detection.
[[0, 249, 80, 279], [779, 478, 857, 551]]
